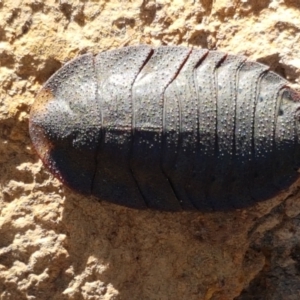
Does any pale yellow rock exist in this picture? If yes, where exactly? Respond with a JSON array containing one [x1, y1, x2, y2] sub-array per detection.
[[1, 0, 300, 300]]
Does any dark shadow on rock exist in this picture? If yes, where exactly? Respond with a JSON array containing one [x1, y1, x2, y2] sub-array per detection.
[[235, 212, 300, 300], [60, 191, 267, 299]]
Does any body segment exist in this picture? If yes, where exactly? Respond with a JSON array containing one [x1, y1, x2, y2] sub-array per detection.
[[29, 45, 300, 211]]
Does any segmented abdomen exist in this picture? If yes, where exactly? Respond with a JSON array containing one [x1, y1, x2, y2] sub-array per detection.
[[29, 45, 300, 211]]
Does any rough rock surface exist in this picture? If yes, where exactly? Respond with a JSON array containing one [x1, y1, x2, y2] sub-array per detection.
[[1, 0, 300, 299]]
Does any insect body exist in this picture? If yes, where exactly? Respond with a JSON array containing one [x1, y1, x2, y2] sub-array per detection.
[[29, 45, 300, 211]]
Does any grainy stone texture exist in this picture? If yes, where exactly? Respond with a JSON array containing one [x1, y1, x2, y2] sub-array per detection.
[[1, 0, 300, 299]]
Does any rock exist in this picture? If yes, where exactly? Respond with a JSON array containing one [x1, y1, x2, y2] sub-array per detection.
[[1, 0, 300, 299]]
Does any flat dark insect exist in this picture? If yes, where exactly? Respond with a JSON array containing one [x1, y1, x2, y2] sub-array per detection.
[[29, 45, 300, 211]]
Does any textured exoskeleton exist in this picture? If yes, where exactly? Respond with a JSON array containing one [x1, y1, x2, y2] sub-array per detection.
[[29, 45, 300, 211]]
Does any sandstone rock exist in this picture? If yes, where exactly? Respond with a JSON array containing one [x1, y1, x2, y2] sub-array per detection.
[[1, 0, 300, 299]]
